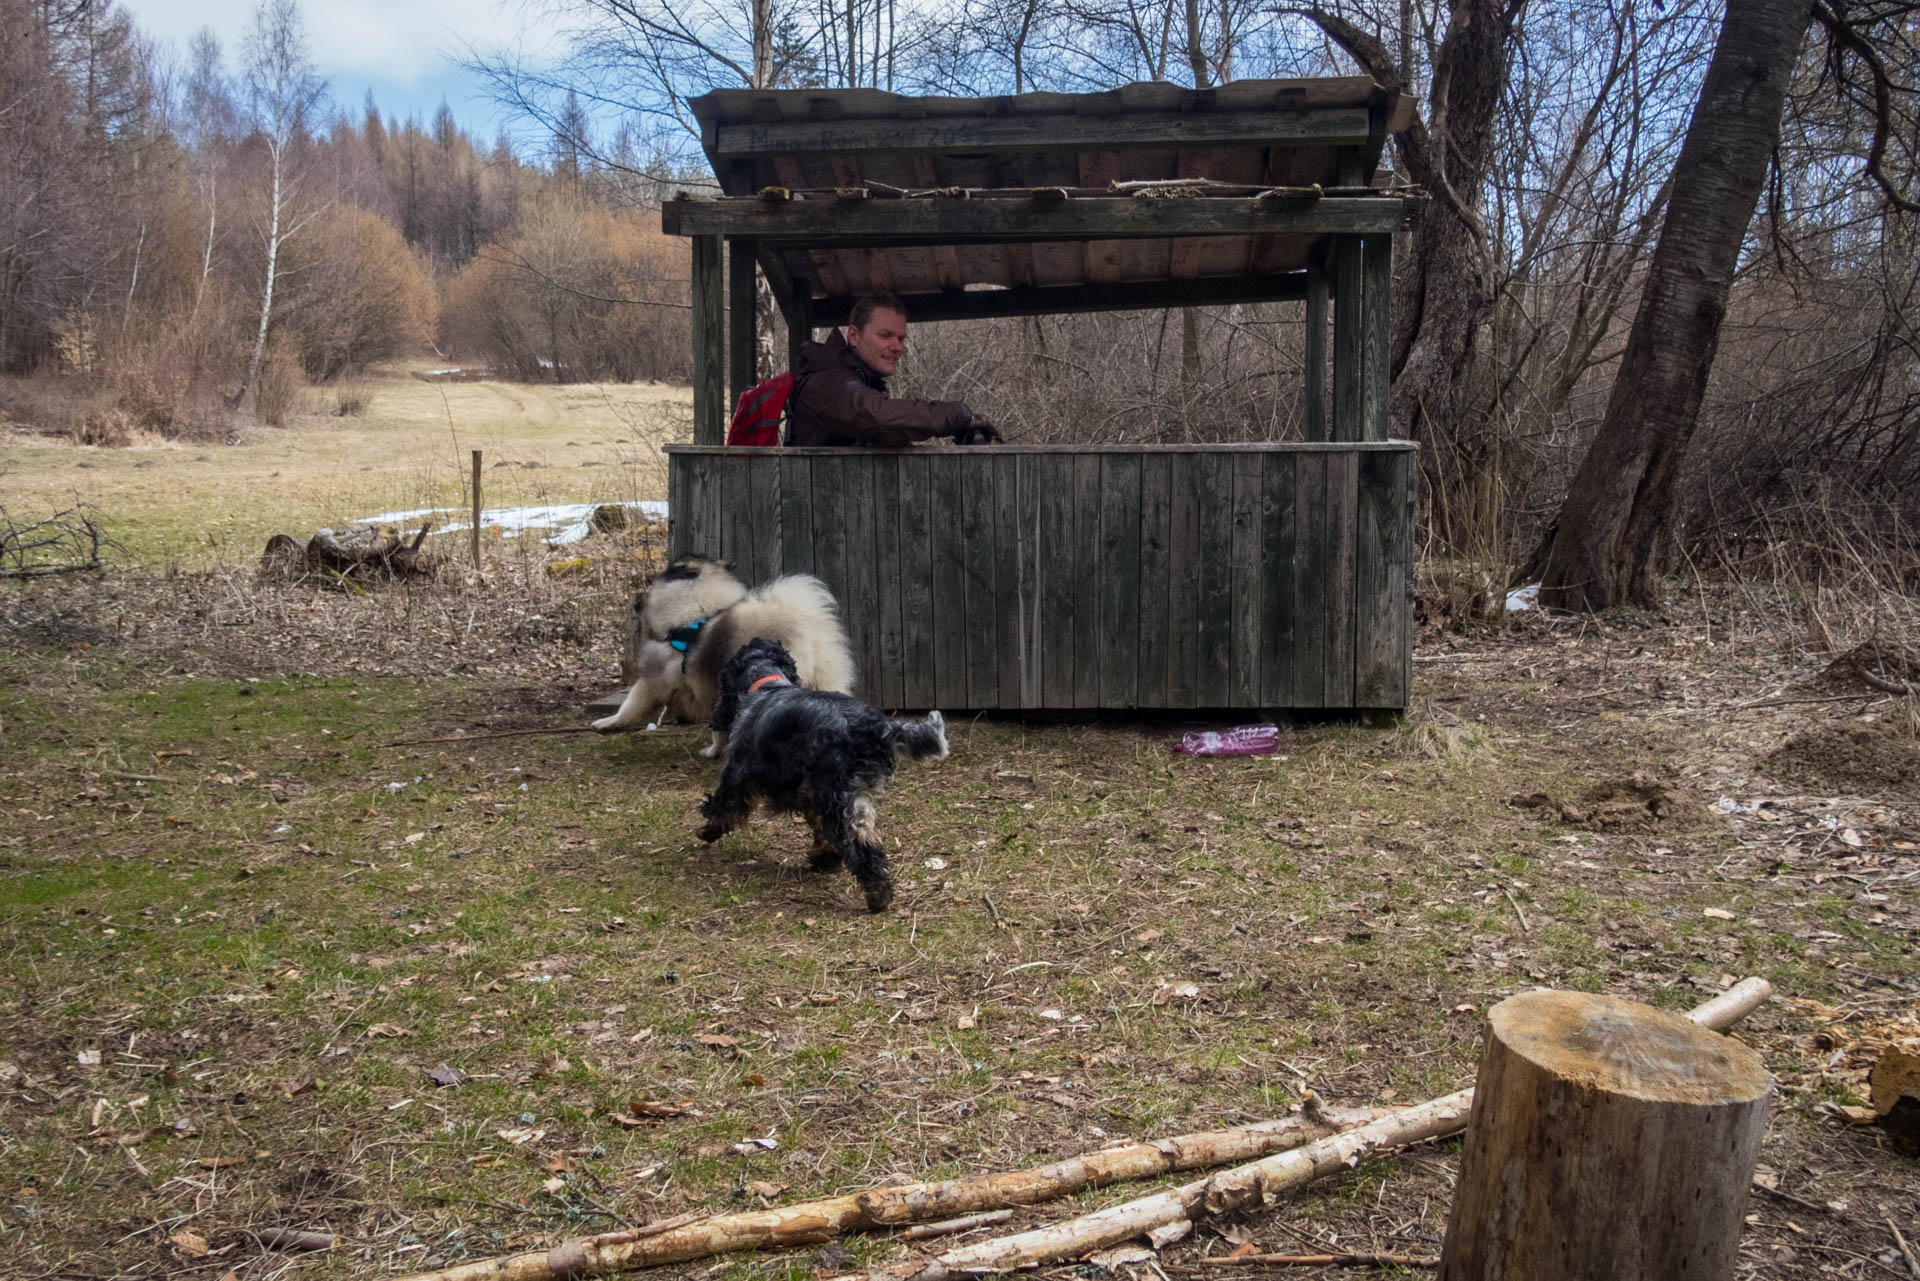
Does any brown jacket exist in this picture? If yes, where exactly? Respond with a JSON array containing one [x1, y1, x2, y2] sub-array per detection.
[[787, 330, 974, 447]]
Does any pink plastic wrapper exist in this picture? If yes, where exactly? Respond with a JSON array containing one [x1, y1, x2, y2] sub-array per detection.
[[1173, 724, 1281, 756]]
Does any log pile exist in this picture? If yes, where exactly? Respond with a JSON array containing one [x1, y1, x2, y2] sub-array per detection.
[[261, 525, 435, 583]]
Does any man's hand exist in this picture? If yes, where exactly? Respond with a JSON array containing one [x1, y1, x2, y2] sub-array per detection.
[[952, 418, 1002, 446]]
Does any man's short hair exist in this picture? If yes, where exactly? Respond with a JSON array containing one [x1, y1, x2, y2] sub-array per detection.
[[849, 292, 908, 330]]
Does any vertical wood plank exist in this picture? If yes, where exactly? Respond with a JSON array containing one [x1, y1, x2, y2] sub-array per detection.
[[1229, 451, 1264, 709], [1332, 236, 1362, 444], [842, 454, 881, 705], [1323, 450, 1359, 708], [1137, 452, 1173, 708], [787, 291, 814, 379], [1304, 255, 1328, 443], [961, 456, 999, 709], [724, 456, 757, 584], [898, 453, 936, 709], [930, 453, 970, 710], [729, 238, 758, 405], [810, 455, 852, 689], [1258, 450, 1300, 708], [776, 454, 814, 577], [747, 453, 780, 585], [691, 236, 725, 446], [1292, 451, 1328, 708], [1166, 452, 1201, 708], [871, 454, 907, 710], [1072, 454, 1102, 709], [668, 455, 690, 560], [1355, 448, 1408, 709], [1040, 453, 1076, 708], [996, 452, 1028, 708], [1194, 452, 1234, 707], [1099, 453, 1142, 708], [1362, 235, 1393, 442]]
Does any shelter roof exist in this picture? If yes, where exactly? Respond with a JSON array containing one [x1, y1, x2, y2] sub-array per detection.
[[679, 79, 1418, 324]]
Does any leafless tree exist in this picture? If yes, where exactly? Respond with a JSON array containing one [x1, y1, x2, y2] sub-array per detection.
[[231, 0, 327, 407]]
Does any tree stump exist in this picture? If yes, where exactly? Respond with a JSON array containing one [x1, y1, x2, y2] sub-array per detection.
[[1438, 990, 1772, 1281]]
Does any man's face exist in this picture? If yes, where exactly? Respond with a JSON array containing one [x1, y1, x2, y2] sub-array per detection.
[[846, 308, 908, 377]]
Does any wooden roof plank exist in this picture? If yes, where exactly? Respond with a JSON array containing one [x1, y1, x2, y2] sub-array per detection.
[[806, 272, 1311, 325], [663, 194, 1414, 242], [710, 108, 1372, 160]]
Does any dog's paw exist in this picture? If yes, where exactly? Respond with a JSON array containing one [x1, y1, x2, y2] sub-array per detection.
[[808, 846, 845, 872], [697, 822, 726, 844], [863, 880, 895, 914], [590, 715, 622, 733]]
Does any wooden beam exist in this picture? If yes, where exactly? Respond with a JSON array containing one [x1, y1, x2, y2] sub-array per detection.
[[691, 235, 725, 445], [662, 194, 1411, 243], [807, 273, 1308, 326], [729, 237, 759, 405], [1361, 233, 1393, 442], [1304, 253, 1327, 443], [787, 290, 814, 373], [1331, 235, 1362, 444], [710, 109, 1372, 160]]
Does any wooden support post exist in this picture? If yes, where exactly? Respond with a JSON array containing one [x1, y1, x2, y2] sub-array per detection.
[[1331, 236, 1361, 443], [469, 450, 481, 571], [691, 235, 725, 446], [1303, 252, 1327, 443], [1361, 233, 1392, 442], [787, 289, 815, 374], [1438, 990, 1773, 1281], [729, 237, 759, 405]]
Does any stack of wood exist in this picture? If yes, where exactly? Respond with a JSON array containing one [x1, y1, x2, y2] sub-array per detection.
[[261, 525, 435, 583]]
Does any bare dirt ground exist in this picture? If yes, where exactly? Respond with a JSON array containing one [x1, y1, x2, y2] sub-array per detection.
[[0, 544, 1915, 1281]]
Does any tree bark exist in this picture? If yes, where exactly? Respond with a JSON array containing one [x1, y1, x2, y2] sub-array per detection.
[[1538, 0, 1813, 610], [1436, 991, 1773, 1280]]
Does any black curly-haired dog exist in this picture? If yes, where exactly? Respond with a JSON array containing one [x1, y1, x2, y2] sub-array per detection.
[[697, 638, 949, 913]]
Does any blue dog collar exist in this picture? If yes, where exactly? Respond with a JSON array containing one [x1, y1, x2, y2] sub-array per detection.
[[669, 618, 705, 653]]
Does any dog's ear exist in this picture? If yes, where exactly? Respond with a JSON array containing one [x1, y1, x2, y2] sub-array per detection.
[[710, 644, 756, 732]]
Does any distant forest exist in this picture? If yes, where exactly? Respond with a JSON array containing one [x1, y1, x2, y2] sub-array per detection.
[[4, 0, 1918, 589]]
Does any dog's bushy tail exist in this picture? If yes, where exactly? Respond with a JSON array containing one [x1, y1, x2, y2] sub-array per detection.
[[887, 710, 950, 761]]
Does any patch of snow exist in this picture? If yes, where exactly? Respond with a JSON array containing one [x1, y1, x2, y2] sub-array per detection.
[[355, 501, 668, 544], [1505, 582, 1541, 611]]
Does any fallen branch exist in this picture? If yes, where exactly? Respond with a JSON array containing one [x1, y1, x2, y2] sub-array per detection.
[[388, 1108, 1391, 1281], [902, 1211, 1016, 1242], [1196, 1252, 1438, 1268], [380, 726, 609, 748], [901, 979, 1774, 1281]]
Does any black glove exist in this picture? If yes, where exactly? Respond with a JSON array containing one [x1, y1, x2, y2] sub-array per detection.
[[952, 417, 1002, 446]]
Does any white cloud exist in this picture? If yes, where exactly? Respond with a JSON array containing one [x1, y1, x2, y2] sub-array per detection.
[[117, 0, 544, 88]]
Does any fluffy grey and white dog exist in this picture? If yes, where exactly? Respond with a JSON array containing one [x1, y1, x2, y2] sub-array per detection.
[[697, 638, 948, 913], [595, 556, 856, 756]]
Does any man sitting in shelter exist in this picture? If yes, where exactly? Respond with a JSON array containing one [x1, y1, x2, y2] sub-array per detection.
[[788, 292, 1002, 447]]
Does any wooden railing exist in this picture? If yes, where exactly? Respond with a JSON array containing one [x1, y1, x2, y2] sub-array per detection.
[[667, 442, 1413, 712]]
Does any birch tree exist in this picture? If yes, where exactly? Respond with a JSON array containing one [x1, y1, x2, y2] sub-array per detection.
[[231, 0, 325, 408]]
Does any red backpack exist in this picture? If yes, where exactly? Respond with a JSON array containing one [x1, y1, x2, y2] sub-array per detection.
[[727, 373, 796, 447]]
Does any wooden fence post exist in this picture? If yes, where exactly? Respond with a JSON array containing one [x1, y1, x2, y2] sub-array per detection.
[[1438, 990, 1773, 1281], [470, 450, 482, 572]]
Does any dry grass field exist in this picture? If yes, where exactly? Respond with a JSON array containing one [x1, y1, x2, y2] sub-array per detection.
[[1, 371, 1917, 1280], [0, 363, 691, 567]]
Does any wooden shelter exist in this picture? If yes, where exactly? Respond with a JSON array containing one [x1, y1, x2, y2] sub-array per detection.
[[660, 79, 1418, 713]]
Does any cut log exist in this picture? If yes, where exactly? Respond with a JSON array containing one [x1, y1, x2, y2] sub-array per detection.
[[386, 1106, 1389, 1281], [1870, 1039, 1920, 1156], [261, 525, 436, 582], [1436, 990, 1773, 1281]]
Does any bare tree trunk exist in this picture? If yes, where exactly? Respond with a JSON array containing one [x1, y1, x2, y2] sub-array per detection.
[[1296, 1, 1521, 551], [193, 174, 217, 320], [752, 0, 772, 88], [1538, 0, 1812, 611], [233, 140, 282, 407]]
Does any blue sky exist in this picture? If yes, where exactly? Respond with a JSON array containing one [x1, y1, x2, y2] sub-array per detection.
[[117, 0, 543, 137]]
